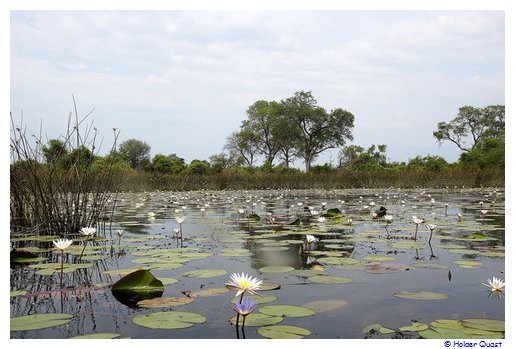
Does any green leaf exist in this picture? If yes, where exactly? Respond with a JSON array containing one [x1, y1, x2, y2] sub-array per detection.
[[379, 327, 396, 334], [136, 297, 194, 308], [362, 323, 383, 333], [10, 290, 27, 297], [133, 311, 206, 329], [399, 322, 429, 332], [190, 287, 231, 297], [461, 318, 505, 332], [70, 332, 122, 339], [393, 291, 448, 300], [230, 313, 283, 327], [111, 269, 164, 292], [301, 299, 348, 313], [259, 305, 315, 317], [157, 277, 179, 285], [10, 313, 73, 331], [182, 269, 227, 278], [259, 266, 294, 273], [231, 294, 277, 304], [258, 325, 311, 339]]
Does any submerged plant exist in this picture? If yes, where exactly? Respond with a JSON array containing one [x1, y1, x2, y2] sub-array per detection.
[[53, 238, 73, 288]]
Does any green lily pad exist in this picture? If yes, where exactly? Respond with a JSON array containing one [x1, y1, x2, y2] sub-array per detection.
[[219, 248, 253, 256], [230, 313, 283, 327], [461, 318, 505, 332], [301, 299, 348, 313], [70, 332, 122, 339], [308, 275, 352, 284], [259, 282, 281, 291], [190, 287, 231, 297], [399, 322, 429, 332], [290, 269, 329, 277], [379, 327, 396, 334], [362, 323, 383, 333], [182, 269, 227, 278], [259, 305, 315, 317], [157, 277, 179, 285], [362, 256, 396, 261], [259, 266, 294, 273], [111, 270, 164, 292], [453, 260, 482, 268], [257, 325, 311, 339], [10, 290, 27, 297], [133, 311, 206, 329], [10, 313, 73, 331], [137, 297, 194, 308], [231, 294, 278, 304], [102, 268, 141, 275], [393, 291, 448, 300]]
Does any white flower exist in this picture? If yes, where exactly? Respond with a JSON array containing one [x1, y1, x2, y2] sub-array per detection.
[[480, 210, 488, 215], [426, 224, 438, 231], [175, 216, 185, 224], [317, 217, 326, 223], [310, 210, 319, 216], [384, 215, 393, 224], [482, 276, 505, 293], [80, 227, 96, 237], [321, 202, 327, 207], [347, 218, 353, 225], [412, 216, 424, 225], [225, 272, 262, 297], [116, 230, 125, 237], [305, 234, 318, 244], [53, 239, 73, 251], [238, 209, 245, 214]]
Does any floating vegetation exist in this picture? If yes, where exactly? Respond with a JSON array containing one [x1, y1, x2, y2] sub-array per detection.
[[393, 291, 449, 300], [133, 311, 206, 329], [10, 313, 73, 331], [257, 325, 311, 339]]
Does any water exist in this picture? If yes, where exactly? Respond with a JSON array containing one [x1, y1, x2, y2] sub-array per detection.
[[10, 188, 505, 339]]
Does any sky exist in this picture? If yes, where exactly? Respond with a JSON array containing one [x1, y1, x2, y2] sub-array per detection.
[[9, 9, 505, 167]]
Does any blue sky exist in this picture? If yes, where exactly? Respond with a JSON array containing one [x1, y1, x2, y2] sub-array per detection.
[[10, 10, 505, 167]]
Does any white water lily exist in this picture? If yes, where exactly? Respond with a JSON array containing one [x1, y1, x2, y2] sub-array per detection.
[[305, 234, 318, 244], [480, 210, 488, 215], [426, 224, 438, 231], [317, 216, 326, 223], [238, 209, 245, 214], [347, 218, 353, 225], [412, 216, 424, 225], [53, 239, 73, 251], [80, 227, 96, 237], [226, 272, 262, 298], [175, 216, 185, 224], [116, 229, 125, 237], [384, 215, 393, 224], [482, 276, 505, 293]]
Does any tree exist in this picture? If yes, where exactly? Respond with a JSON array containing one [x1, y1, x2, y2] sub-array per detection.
[[282, 91, 355, 172], [433, 105, 505, 151], [118, 139, 151, 170], [407, 155, 449, 171], [338, 144, 387, 170], [42, 139, 68, 164], [225, 130, 259, 167], [209, 152, 242, 173], [186, 159, 211, 175], [459, 137, 505, 169], [241, 100, 283, 165]]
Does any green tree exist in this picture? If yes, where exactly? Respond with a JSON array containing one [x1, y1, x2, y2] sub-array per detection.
[[209, 152, 242, 173], [118, 139, 151, 170], [241, 100, 283, 165], [433, 105, 505, 151], [186, 159, 211, 175], [281, 91, 354, 172], [41, 139, 68, 164], [225, 130, 259, 166], [338, 144, 387, 170], [459, 137, 505, 169], [407, 155, 449, 171]]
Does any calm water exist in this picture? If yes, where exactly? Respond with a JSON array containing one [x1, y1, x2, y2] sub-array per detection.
[[10, 188, 505, 339]]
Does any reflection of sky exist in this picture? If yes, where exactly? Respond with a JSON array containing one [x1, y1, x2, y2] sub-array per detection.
[[10, 188, 505, 338]]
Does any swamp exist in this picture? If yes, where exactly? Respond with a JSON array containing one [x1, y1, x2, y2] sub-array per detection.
[[10, 187, 505, 339]]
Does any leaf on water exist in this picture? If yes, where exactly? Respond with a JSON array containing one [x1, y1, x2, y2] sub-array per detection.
[[301, 299, 348, 313], [10, 290, 27, 297], [136, 297, 194, 308], [156, 277, 179, 285], [257, 325, 311, 339], [10, 313, 73, 331], [290, 269, 328, 277], [259, 266, 294, 273], [461, 318, 505, 332], [70, 332, 122, 339], [453, 260, 482, 268], [393, 291, 448, 300], [365, 263, 408, 274], [399, 322, 429, 332], [231, 294, 277, 304], [259, 305, 315, 318], [362, 256, 396, 261], [362, 323, 383, 333], [182, 269, 227, 278], [111, 269, 164, 292], [190, 287, 231, 297], [229, 313, 283, 327], [133, 311, 206, 329], [258, 282, 282, 291]]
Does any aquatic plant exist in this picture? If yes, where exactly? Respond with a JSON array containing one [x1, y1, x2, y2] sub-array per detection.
[[52, 238, 73, 288]]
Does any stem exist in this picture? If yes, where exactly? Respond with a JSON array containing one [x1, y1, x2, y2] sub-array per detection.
[[428, 229, 433, 243], [79, 239, 88, 260], [60, 250, 64, 289], [414, 225, 419, 240]]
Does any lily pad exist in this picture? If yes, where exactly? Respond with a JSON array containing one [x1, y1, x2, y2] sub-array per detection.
[[157, 277, 179, 285], [257, 325, 311, 339], [190, 287, 231, 297], [231, 294, 278, 304], [461, 318, 505, 332], [10, 313, 73, 331], [290, 269, 329, 277], [10, 290, 27, 297], [133, 311, 206, 329], [365, 263, 408, 274], [259, 266, 294, 273], [362, 323, 383, 333], [453, 260, 482, 268], [111, 270, 164, 292], [70, 332, 122, 339], [301, 299, 348, 313], [230, 313, 283, 327], [259, 282, 282, 291], [399, 322, 429, 332], [308, 275, 352, 284], [393, 291, 448, 300], [182, 269, 227, 278], [259, 305, 315, 318], [219, 248, 253, 256], [137, 297, 194, 308], [362, 256, 396, 261]]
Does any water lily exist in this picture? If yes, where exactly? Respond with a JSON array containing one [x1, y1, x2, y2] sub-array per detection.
[[226, 272, 262, 298], [53, 239, 73, 288], [53, 239, 73, 251], [175, 216, 185, 224], [457, 212, 463, 222], [347, 218, 353, 225], [317, 216, 326, 223], [426, 224, 438, 242], [79, 227, 96, 259], [412, 216, 424, 240], [173, 228, 181, 239], [238, 208, 245, 214], [305, 234, 318, 244], [482, 276, 505, 293], [233, 298, 258, 317], [384, 215, 393, 224], [116, 229, 124, 237], [147, 212, 156, 220]]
